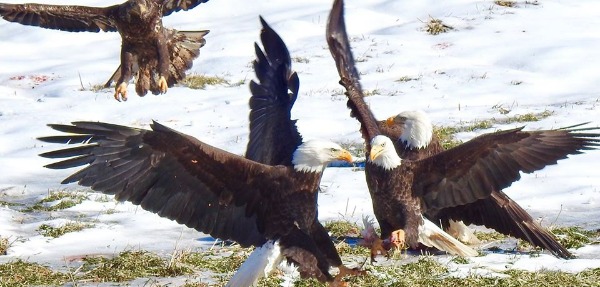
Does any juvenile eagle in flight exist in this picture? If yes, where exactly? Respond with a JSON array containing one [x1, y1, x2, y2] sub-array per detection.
[[0, 0, 210, 101]]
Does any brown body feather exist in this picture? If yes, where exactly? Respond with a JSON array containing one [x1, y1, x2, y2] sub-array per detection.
[[327, 0, 599, 257], [0, 0, 209, 99]]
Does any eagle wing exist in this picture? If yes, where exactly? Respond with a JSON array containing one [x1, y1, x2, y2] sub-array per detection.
[[245, 17, 302, 166], [413, 124, 600, 210], [161, 0, 209, 17], [433, 191, 573, 258], [326, 0, 381, 153], [38, 121, 296, 247], [0, 3, 118, 32]]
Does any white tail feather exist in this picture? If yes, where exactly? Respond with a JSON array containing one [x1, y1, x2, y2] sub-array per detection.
[[225, 240, 283, 287], [418, 217, 479, 257], [446, 220, 480, 245]]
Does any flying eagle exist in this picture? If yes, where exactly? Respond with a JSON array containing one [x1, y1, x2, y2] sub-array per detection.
[[327, 0, 599, 259], [383, 110, 573, 258], [0, 0, 210, 101], [37, 16, 359, 287]]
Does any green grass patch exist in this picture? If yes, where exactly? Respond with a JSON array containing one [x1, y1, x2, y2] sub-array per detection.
[[426, 18, 453, 35], [181, 246, 251, 274], [37, 222, 94, 238], [182, 74, 229, 89], [81, 250, 193, 282], [324, 220, 361, 237], [550, 226, 600, 249], [0, 200, 22, 207], [0, 259, 69, 286], [474, 230, 508, 242], [23, 190, 88, 212]]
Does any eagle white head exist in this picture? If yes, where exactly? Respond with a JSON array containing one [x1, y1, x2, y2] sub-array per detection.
[[386, 110, 433, 149], [369, 135, 401, 170], [292, 140, 353, 172]]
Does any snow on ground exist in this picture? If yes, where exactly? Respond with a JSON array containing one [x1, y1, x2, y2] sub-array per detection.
[[1, 0, 600, 282]]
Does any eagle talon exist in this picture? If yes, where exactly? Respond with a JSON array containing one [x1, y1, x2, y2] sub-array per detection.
[[389, 229, 406, 250], [158, 76, 168, 94], [115, 83, 128, 102], [330, 265, 365, 287], [370, 237, 388, 262]]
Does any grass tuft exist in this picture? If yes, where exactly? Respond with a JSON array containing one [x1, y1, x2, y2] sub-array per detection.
[[181, 246, 251, 274], [426, 18, 454, 35], [550, 226, 600, 249], [182, 74, 229, 89], [495, 0, 517, 7], [0, 259, 69, 286], [324, 220, 361, 237], [37, 222, 94, 238], [23, 190, 88, 212], [0, 237, 9, 255], [81, 250, 193, 282]]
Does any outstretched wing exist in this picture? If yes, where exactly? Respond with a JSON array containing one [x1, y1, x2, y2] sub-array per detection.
[[245, 17, 302, 166], [432, 191, 573, 258], [0, 3, 117, 32], [38, 121, 295, 247], [414, 124, 600, 210], [161, 0, 209, 17], [326, 0, 381, 154]]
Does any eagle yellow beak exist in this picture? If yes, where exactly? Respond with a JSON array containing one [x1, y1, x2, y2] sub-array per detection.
[[337, 150, 354, 163], [385, 116, 396, 127], [370, 145, 384, 161]]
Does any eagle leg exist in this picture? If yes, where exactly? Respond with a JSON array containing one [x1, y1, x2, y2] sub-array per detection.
[[158, 76, 168, 94], [114, 82, 128, 102], [389, 229, 406, 250], [330, 265, 366, 287], [369, 237, 388, 262]]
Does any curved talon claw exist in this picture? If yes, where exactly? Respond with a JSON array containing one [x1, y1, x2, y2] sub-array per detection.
[[330, 265, 366, 286], [390, 229, 406, 250], [114, 83, 128, 102], [158, 76, 168, 94]]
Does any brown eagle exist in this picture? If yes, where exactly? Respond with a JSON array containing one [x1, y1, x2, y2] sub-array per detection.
[[327, 0, 599, 260], [38, 16, 358, 287], [0, 0, 210, 101]]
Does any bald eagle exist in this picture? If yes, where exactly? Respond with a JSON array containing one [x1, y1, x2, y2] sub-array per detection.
[[327, 0, 599, 259], [38, 16, 360, 287], [0, 0, 210, 101]]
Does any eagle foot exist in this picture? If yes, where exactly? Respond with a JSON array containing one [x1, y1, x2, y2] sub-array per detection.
[[369, 237, 388, 262], [114, 83, 128, 102], [390, 229, 406, 250], [158, 76, 168, 94], [330, 265, 365, 287]]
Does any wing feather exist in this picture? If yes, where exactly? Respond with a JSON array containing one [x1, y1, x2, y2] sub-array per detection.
[[161, 0, 209, 17], [414, 125, 600, 210], [245, 17, 302, 166], [0, 3, 117, 32], [37, 121, 291, 247], [326, 0, 381, 153]]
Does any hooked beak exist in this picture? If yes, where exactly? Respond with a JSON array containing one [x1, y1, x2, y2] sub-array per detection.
[[369, 145, 384, 161], [337, 150, 354, 163], [385, 116, 395, 127]]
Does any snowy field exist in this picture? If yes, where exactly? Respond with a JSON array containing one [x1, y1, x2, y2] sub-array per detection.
[[1, 0, 600, 285]]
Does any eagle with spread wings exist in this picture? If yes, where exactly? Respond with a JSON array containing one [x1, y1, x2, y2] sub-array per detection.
[[0, 0, 210, 101]]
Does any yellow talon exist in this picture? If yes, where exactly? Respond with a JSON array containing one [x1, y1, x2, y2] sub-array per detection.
[[158, 76, 168, 94], [114, 82, 128, 102]]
